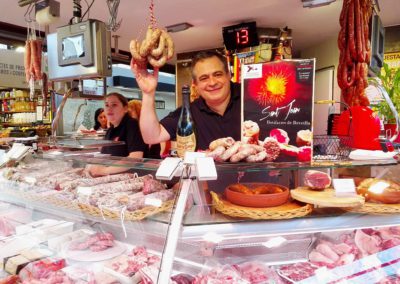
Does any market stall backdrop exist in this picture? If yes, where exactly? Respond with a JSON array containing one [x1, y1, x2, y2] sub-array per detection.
[[0, 0, 399, 64]]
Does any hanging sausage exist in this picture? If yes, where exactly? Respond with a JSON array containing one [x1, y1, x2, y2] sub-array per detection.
[[337, 0, 373, 107], [129, 0, 175, 68]]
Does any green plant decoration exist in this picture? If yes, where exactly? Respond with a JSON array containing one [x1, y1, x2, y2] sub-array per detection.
[[374, 62, 400, 124]]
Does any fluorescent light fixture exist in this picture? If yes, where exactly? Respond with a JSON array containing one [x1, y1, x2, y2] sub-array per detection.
[[202, 232, 223, 243], [15, 46, 26, 53], [368, 181, 390, 194], [166, 22, 193, 33], [263, 236, 287, 248], [302, 0, 336, 8]]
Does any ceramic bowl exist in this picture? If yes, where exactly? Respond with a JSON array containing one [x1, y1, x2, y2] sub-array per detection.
[[225, 183, 289, 208]]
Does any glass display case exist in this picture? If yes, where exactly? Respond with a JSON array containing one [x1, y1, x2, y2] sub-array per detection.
[[0, 152, 400, 283]]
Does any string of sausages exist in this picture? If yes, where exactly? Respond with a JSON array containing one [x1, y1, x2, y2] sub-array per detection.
[[24, 38, 42, 82], [337, 0, 373, 107], [130, 27, 174, 69], [129, 0, 174, 68]]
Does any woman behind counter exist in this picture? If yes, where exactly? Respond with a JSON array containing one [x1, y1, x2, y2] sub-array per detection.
[[93, 108, 108, 131], [87, 93, 156, 176]]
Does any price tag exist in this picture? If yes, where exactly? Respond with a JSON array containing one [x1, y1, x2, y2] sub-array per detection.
[[183, 151, 205, 165], [144, 197, 162, 207], [156, 157, 181, 180], [333, 179, 357, 197], [195, 157, 217, 181], [76, 186, 93, 196]]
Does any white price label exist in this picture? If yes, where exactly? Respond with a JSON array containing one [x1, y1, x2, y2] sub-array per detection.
[[156, 157, 181, 180], [333, 179, 356, 197], [76, 186, 93, 196], [144, 197, 162, 207], [195, 157, 217, 181], [183, 151, 205, 165]]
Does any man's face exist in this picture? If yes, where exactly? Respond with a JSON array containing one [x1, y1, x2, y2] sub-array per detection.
[[192, 56, 231, 106]]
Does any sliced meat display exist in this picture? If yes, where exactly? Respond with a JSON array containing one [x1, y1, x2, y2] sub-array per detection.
[[171, 273, 195, 284], [69, 232, 115, 251], [277, 262, 319, 282], [304, 170, 332, 190], [354, 229, 382, 256], [105, 246, 160, 278]]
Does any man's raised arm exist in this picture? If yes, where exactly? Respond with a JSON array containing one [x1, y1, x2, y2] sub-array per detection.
[[131, 59, 171, 144]]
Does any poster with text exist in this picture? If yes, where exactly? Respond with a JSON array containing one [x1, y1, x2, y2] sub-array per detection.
[[241, 59, 315, 162]]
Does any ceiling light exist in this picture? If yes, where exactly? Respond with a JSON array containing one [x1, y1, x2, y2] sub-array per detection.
[[302, 0, 336, 8], [166, 22, 193, 33], [15, 46, 25, 53]]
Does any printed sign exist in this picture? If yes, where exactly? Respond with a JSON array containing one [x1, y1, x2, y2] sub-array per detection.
[[0, 49, 43, 90], [242, 59, 315, 162], [0, 49, 28, 89], [384, 52, 400, 69]]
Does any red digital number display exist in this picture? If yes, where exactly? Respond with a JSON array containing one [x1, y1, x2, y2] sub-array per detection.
[[236, 29, 249, 45], [223, 22, 259, 50]]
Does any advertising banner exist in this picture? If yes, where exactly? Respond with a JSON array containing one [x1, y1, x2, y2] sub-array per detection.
[[241, 59, 315, 162]]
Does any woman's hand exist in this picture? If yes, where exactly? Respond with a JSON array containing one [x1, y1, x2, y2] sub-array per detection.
[[130, 58, 159, 95]]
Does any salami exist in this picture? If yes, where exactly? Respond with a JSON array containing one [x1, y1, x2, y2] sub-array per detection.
[[337, 0, 373, 107]]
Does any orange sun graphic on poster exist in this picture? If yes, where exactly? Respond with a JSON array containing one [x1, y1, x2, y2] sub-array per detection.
[[257, 71, 288, 106]]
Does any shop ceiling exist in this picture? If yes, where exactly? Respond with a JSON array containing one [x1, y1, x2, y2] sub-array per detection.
[[0, 0, 399, 65]]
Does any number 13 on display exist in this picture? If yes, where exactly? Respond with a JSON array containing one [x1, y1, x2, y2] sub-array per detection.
[[236, 29, 249, 45]]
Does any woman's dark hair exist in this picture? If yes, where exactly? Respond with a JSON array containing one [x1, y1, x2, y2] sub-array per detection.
[[191, 50, 229, 80], [94, 108, 105, 130], [106, 92, 128, 107]]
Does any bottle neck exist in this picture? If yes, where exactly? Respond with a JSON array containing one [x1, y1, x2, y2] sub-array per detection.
[[182, 91, 190, 109]]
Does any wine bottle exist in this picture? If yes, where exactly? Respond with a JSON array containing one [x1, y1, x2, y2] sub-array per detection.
[[176, 85, 196, 158]]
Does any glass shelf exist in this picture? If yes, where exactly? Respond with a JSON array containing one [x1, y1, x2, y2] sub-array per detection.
[[151, 205, 400, 241], [214, 159, 398, 173]]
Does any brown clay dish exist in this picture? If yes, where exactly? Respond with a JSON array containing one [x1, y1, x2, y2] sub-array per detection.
[[225, 183, 289, 208]]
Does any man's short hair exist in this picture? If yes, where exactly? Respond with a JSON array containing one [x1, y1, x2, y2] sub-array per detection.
[[191, 50, 229, 80]]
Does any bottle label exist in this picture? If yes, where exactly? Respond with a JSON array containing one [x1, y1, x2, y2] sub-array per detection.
[[176, 133, 196, 158]]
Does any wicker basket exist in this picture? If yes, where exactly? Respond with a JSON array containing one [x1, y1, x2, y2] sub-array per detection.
[[211, 191, 312, 220], [43, 195, 80, 211], [347, 202, 400, 214], [77, 199, 175, 221], [313, 135, 352, 161]]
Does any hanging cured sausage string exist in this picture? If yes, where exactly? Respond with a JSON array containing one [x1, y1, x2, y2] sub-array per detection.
[[129, 0, 175, 68], [337, 0, 373, 107], [23, 6, 43, 100]]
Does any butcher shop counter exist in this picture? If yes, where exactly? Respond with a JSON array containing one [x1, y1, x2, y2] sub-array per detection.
[[1, 153, 400, 283]]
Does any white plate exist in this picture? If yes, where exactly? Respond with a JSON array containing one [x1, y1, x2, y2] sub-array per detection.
[[65, 241, 127, 262]]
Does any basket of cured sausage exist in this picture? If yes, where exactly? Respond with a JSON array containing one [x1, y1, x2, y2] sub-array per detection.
[[2, 161, 176, 221], [74, 174, 175, 221]]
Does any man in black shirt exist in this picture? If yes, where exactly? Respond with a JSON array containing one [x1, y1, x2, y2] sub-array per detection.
[[131, 50, 241, 151]]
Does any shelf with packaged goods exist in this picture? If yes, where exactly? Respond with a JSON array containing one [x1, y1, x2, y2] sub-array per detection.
[[0, 97, 32, 100], [0, 111, 36, 114], [1, 122, 51, 128]]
